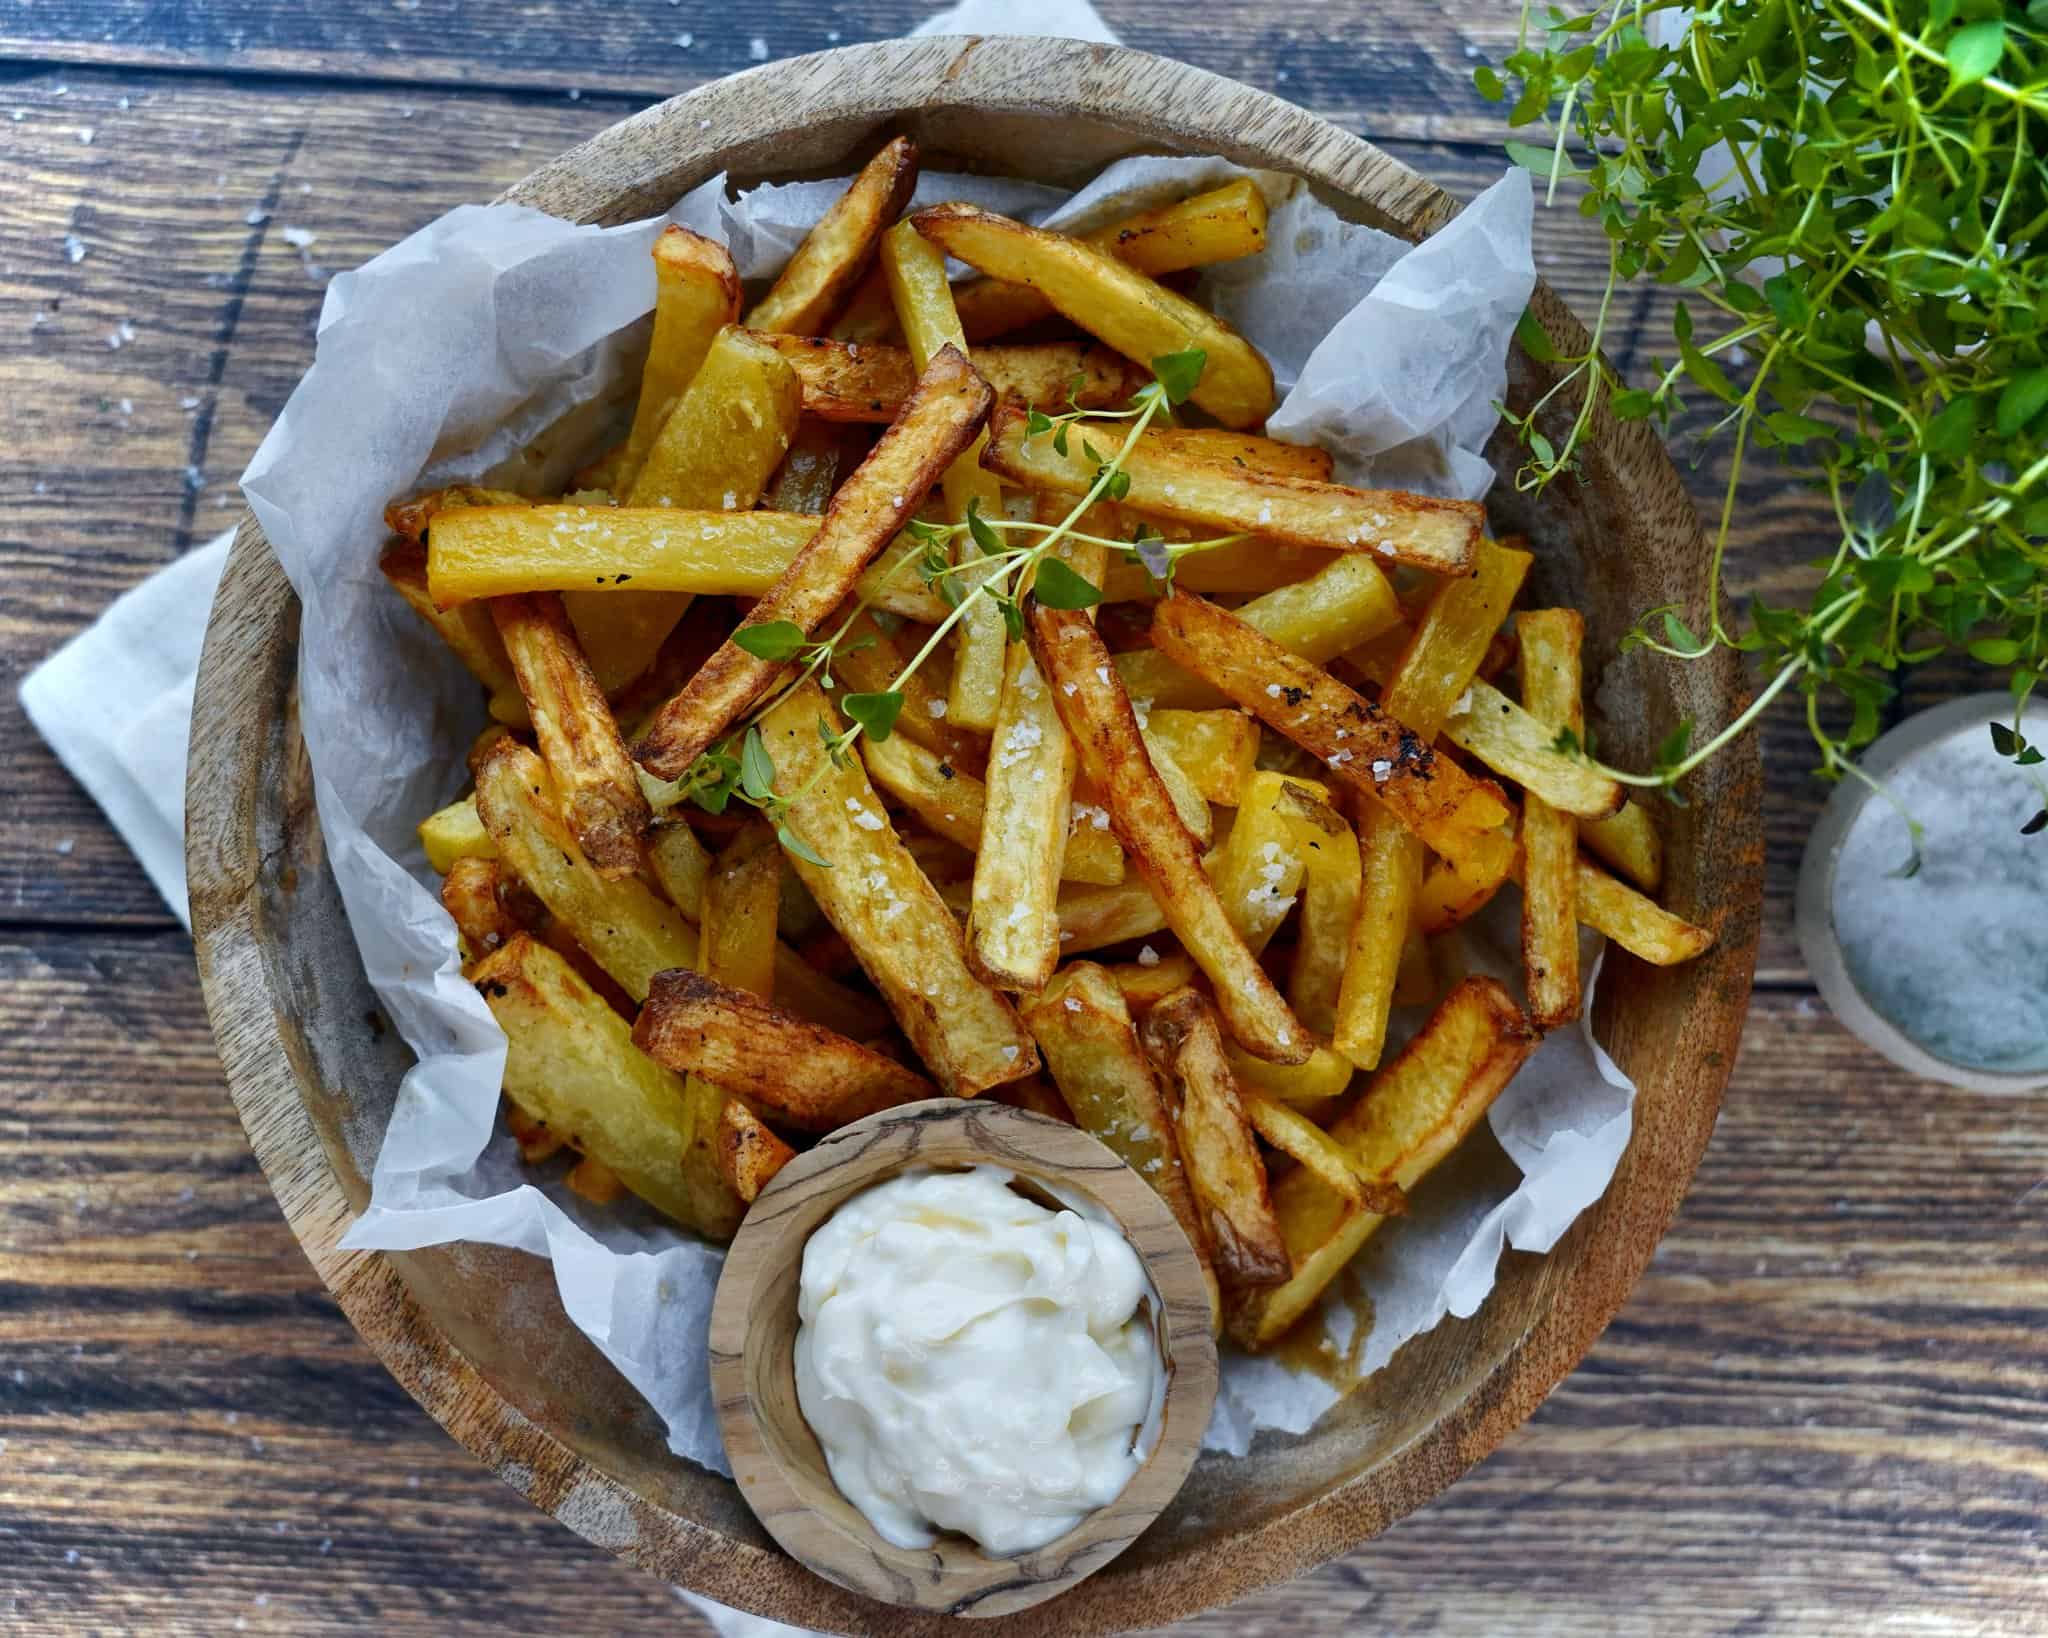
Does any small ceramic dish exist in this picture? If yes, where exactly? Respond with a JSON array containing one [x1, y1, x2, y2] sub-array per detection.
[[708, 1098, 1218, 1619]]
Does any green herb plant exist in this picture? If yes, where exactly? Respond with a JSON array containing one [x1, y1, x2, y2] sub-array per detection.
[[647, 350, 1234, 861], [1482, 0, 2048, 832]]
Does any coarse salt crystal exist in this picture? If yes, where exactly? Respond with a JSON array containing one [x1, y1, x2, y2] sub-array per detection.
[[1371, 758, 1393, 781], [1137, 945, 1160, 967], [925, 698, 947, 718]]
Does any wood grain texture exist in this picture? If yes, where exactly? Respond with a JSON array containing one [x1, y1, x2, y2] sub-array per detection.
[[1, 8, 2036, 1635], [708, 1100, 1217, 1616]]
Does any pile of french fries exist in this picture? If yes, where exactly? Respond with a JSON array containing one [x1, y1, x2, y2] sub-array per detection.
[[389, 137, 1714, 1351]]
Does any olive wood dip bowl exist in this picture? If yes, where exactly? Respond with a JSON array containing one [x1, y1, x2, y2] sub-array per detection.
[[187, 34, 1763, 1635]]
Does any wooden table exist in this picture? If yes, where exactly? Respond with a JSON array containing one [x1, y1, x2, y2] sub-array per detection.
[[4, 3, 2043, 1632]]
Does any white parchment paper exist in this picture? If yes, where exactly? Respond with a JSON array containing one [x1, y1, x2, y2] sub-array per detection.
[[240, 154, 1582, 1475]]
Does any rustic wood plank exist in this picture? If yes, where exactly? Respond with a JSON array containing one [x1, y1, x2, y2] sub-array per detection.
[[4, 934, 2041, 1630], [0, 64, 1903, 980], [0, 0, 1529, 145]]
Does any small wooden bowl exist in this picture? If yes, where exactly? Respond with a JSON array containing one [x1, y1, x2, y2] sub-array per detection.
[[188, 35, 1764, 1634], [708, 1099, 1218, 1618]]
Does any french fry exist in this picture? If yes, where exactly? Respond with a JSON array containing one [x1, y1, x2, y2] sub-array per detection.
[[984, 402, 1480, 574], [1335, 798, 1417, 1072], [419, 795, 494, 875], [612, 598, 736, 743], [881, 220, 1008, 734], [634, 969, 933, 1131], [1230, 977, 1538, 1347], [1240, 1091, 1407, 1213], [987, 1074, 1074, 1124], [1276, 781, 1362, 1037], [1140, 709, 1259, 806], [472, 935, 742, 1240], [717, 1099, 795, 1202], [746, 332, 1148, 424], [632, 347, 993, 780], [827, 265, 900, 343], [1415, 845, 1511, 935], [381, 541, 523, 716], [504, 1098, 567, 1164], [1140, 987, 1290, 1289], [953, 177, 1272, 342], [491, 592, 650, 878], [771, 945, 893, 1041], [1114, 553, 1402, 710], [913, 202, 1276, 428], [765, 421, 855, 515], [1206, 771, 1312, 955], [442, 856, 523, 962], [1029, 599, 1310, 1064], [385, 485, 527, 546], [1226, 1042, 1358, 1106], [565, 1155, 626, 1205], [1141, 427, 1333, 483], [1393, 922, 1436, 1007], [1148, 589, 1516, 876], [1019, 963, 1217, 1316], [425, 506, 947, 626], [1583, 799, 1665, 892], [1138, 726, 1213, 847], [1564, 856, 1715, 966], [1048, 878, 1168, 954], [861, 730, 1125, 886], [762, 681, 1040, 1094], [618, 226, 743, 495], [1517, 609, 1584, 1030], [1104, 947, 1199, 1011], [747, 135, 919, 335], [626, 325, 802, 511], [645, 816, 713, 919], [831, 609, 988, 772], [475, 740, 695, 1001], [699, 821, 782, 1001], [1101, 537, 1337, 602], [1381, 537, 1533, 737], [1441, 677, 1624, 819]]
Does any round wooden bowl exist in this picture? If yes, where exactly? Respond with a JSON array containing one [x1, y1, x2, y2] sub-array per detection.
[[187, 35, 1763, 1636], [708, 1099, 1219, 1618]]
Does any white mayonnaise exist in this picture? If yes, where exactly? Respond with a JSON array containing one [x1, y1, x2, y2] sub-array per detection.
[[793, 1164, 1164, 1556]]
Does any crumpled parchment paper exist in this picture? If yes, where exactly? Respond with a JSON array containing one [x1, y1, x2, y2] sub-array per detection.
[[241, 152, 1619, 1473]]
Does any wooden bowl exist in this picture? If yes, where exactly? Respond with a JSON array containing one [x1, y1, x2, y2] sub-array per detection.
[[708, 1099, 1219, 1618], [187, 35, 1763, 1636]]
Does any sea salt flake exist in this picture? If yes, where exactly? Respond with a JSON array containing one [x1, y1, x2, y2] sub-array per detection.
[[1137, 945, 1160, 967]]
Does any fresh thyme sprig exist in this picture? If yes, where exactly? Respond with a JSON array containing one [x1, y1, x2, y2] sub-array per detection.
[[661, 349, 1221, 856], [1484, 0, 2048, 820]]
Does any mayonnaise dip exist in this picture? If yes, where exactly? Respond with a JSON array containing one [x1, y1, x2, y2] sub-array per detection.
[[793, 1165, 1164, 1556]]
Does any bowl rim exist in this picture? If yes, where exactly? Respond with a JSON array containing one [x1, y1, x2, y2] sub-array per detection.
[[186, 34, 1762, 1635]]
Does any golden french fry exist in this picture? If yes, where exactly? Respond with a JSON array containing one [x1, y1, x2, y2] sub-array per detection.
[[419, 795, 494, 875], [1140, 987, 1290, 1289], [472, 935, 742, 1240], [619, 226, 742, 494], [1138, 726, 1213, 847], [565, 1155, 626, 1205], [1441, 677, 1624, 820], [1517, 609, 1585, 1030], [1140, 709, 1260, 806], [913, 202, 1276, 428], [385, 484, 527, 545], [700, 821, 782, 1001], [612, 598, 737, 743], [632, 346, 993, 780], [1226, 1041, 1358, 1106], [953, 177, 1272, 342], [1148, 589, 1516, 875], [1029, 598, 1310, 1064], [634, 969, 933, 1131], [984, 401, 1480, 574], [1103, 947, 1199, 1011], [504, 1098, 567, 1165], [1142, 427, 1332, 483], [644, 816, 713, 917], [1240, 1091, 1407, 1213], [716, 1099, 795, 1203], [764, 420, 854, 515], [1101, 537, 1337, 602], [831, 609, 989, 772], [1583, 799, 1664, 892], [827, 264, 900, 343], [1047, 878, 1168, 954], [748, 135, 919, 335], [1333, 795, 1422, 1070], [1563, 856, 1715, 966], [492, 592, 650, 878], [746, 331, 1149, 424], [381, 540, 523, 714], [442, 856, 523, 963], [1206, 770, 1312, 955], [771, 945, 894, 1041], [1394, 922, 1436, 1007], [861, 730, 1124, 886], [1275, 781, 1361, 1037], [627, 325, 802, 510], [1115, 552, 1402, 710], [425, 506, 947, 626], [475, 740, 694, 1001], [881, 220, 1009, 734], [1231, 977, 1538, 1347], [1382, 538, 1532, 737], [1415, 846, 1510, 934], [1019, 963, 1217, 1316], [986, 1074, 1074, 1124], [763, 680, 1040, 1095]]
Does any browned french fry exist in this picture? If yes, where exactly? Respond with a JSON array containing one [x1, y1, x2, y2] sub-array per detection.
[[764, 420, 855, 515], [1140, 987, 1290, 1289], [986, 1074, 1074, 1124], [632, 346, 993, 780], [634, 968, 933, 1131], [491, 592, 650, 878], [442, 856, 524, 962], [1394, 921, 1437, 1007], [912, 202, 1276, 428], [746, 332, 1148, 424], [1231, 977, 1538, 1347], [763, 680, 1040, 1095], [1239, 1091, 1408, 1213], [716, 1099, 796, 1202], [472, 935, 742, 1240], [1148, 589, 1516, 877], [984, 401, 1480, 574], [1583, 799, 1665, 891], [1517, 609, 1585, 1030], [747, 135, 919, 335], [1029, 598, 1311, 1065], [1019, 964, 1217, 1318], [831, 609, 989, 773], [1333, 797, 1422, 1071], [953, 177, 1272, 342], [619, 226, 743, 494], [1382, 537, 1532, 737], [612, 599, 737, 744]]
